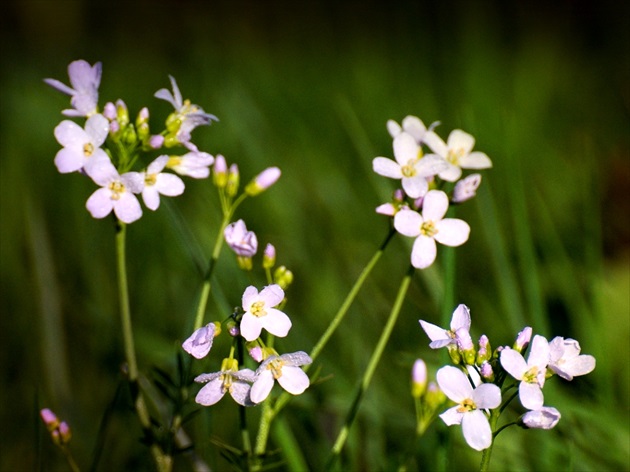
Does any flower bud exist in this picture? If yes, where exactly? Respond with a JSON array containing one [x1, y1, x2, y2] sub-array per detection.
[[213, 154, 228, 188], [220, 357, 239, 372], [274, 265, 294, 289], [237, 256, 253, 271], [149, 134, 165, 149], [248, 346, 263, 362], [263, 243, 276, 269], [514, 327, 533, 353], [40, 409, 60, 432], [452, 174, 482, 203], [136, 107, 150, 141], [226, 163, 240, 197], [520, 407, 561, 430], [411, 359, 427, 398], [480, 361, 494, 381], [245, 167, 281, 196], [103, 101, 117, 121], [226, 320, 239, 337], [456, 328, 476, 365], [56, 421, 72, 445], [224, 219, 258, 257], [476, 334, 491, 364], [424, 381, 446, 411], [116, 99, 129, 128]]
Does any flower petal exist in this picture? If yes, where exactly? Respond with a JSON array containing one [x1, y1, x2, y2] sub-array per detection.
[[434, 219, 470, 247], [242, 286, 259, 311], [436, 366, 472, 403], [260, 308, 292, 338], [519, 381, 544, 410], [422, 190, 449, 221], [195, 379, 225, 406], [250, 370, 274, 404], [419, 320, 448, 343], [114, 193, 142, 224], [393, 132, 419, 165], [277, 366, 310, 395], [394, 209, 422, 237], [86, 188, 114, 219], [259, 284, 285, 308], [500, 348, 528, 379], [372, 157, 402, 179], [411, 235, 437, 269], [240, 313, 263, 342], [462, 409, 493, 451], [401, 175, 428, 199], [473, 383, 501, 409], [439, 406, 463, 426], [447, 129, 475, 154], [450, 304, 471, 332], [460, 151, 492, 169]]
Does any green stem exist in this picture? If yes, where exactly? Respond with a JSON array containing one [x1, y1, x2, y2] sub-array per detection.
[[115, 221, 171, 472], [479, 409, 500, 472], [325, 265, 414, 470]]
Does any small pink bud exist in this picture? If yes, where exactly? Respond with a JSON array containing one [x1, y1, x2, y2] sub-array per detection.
[[249, 346, 263, 362], [514, 327, 533, 353], [103, 102, 117, 120], [149, 134, 164, 149], [393, 189, 405, 202], [213, 154, 228, 188], [245, 167, 281, 196], [263, 243, 276, 269], [40, 409, 59, 430], [411, 359, 427, 398]]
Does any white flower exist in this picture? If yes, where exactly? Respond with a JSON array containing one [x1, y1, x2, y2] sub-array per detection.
[[44, 59, 102, 117], [419, 304, 472, 349], [194, 360, 256, 407], [240, 285, 292, 341], [386, 115, 440, 144], [373, 132, 448, 198], [53, 114, 110, 176], [500, 335, 550, 410], [548, 337, 596, 380], [141, 155, 185, 210], [166, 151, 215, 179], [85, 160, 143, 224], [394, 190, 470, 269], [250, 351, 312, 403], [423, 129, 492, 182], [224, 220, 258, 257], [182, 323, 216, 359], [521, 407, 561, 430], [437, 366, 501, 451]]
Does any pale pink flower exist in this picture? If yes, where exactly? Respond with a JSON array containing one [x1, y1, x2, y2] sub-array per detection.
[[53, 114, 110, 176], [419, 304, 472, 349], [194, 362, 256, 407], [250, 351, 312, 403], [394, 190, 470, 269], [45, 59, 102, 117], [141, 155, 185, 210], [521, 407, 561, 430], [423, 129, 492, 182], [182, 323, 216, 359], [548, 337, 596, 380], [240, 285, 291, 341], [86, 160, 143, 224], [224, 220, 258, 257]]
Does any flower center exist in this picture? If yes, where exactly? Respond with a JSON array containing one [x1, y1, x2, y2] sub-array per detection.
[[420, 220, 438, 237], [250, 301, 267, 317], [523, 366, 541, 384], [83, 142, 94, 157], [401, 159, 417, 178], [144, 173, 157, 186], [446, 148, 465, 165], [267, 358, 286, 379], [167, 156, 181, 168], [457, 398, 476, 413], [108, 181, 125, 201], [220, 372, 234, 393]]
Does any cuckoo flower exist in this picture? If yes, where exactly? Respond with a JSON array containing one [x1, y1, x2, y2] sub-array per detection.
[[45, 59, 102, 117], [437, 365, 501, 451], [394, 190, 470, 269], [240, 284, 291, 341], [141, 155, 185, 210], [182, 323, 217, 359], [419, 304, 472, 349], [373, 132, 448, 199], [520, 407, 561, 430], [194, 359, 256, 407], [166, 151, 215, 179], [386, 115, 440, 145], [250, 351, 312, 403], [500, 335, 550, 410], [85, 160, 143, 224], [224, 219, 258, 257], [155, 75, 218, 150], [423, 129, 492, 182], [548, 337, 596, 380], [53, 113, 110, 176]]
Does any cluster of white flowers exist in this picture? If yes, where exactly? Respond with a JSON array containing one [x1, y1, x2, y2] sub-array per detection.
[[416, 304, 596, 451], [182, 282, 312, 407], [373, 116, 492, 268]]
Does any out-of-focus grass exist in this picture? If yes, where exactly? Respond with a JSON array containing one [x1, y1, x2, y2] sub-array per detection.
[[1, 1, 628, 471]]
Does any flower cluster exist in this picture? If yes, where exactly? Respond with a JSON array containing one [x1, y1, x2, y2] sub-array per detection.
[[373, 116, 492, 268], [182, 248, 310, 407], [46, 59, 218, 223], [417, 304, 596, 451], [40, 408, 72, 447]]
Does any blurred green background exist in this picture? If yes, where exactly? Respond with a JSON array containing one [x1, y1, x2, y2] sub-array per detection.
[[1, 0, 628, 470]]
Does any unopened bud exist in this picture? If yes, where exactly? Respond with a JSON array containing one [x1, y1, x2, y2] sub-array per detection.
[[476, 334, 491, 364], [116, 99, 129, 128], [514, 327, 533, 353], [411, 359, 427, 398], [103, 102, 116, 120], [149, 134, 164, 149], [213, 154, 228, 188], [263, 243, 276, 269], [226, 163, 240, 197], [480, 361, 494, 381], [245, 167, 281, 196], [274, 265, 294, 289]]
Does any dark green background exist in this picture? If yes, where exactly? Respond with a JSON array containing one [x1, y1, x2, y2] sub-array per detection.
[[1, 1, 628, 470]]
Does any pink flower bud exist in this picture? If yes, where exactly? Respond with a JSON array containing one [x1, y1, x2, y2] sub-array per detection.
[[149, 134, 164, 149], [103, 102, 117, 120], [514, 326, 533, 352], [411, 359, 427, 398], [213, 154, 228, 188], [224, 219, 258, 257], [263, 243, 276, 269], [245, 167, 281, 196], [40, 408, 59, 430], [452, 174, 482, 203]]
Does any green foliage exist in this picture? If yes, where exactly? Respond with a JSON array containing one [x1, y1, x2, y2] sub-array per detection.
[[1, 0, 628, 471]]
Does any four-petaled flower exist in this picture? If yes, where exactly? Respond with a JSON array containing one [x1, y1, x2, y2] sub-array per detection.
[[45, 59, 102, 117], [140, 155, 185, 210], [394, 190, 470, 269], [166, 151, 215, 178], [53, 114, 110, 176], [154, 75, 218, 151], [423, 129, 492, 182], [437, 365, 501, 451], [182, 323, 217, 360], [500, 335, 550, 410], [194, 359, 256, 406], [240, 284, 291, 341], [419, 304, 472, 349], [386, 115, 439, 145], [86, 160, 143, 224], [250, 351, 312, 403], [548, 336, 596, 380], [373, 132, 448, 199]]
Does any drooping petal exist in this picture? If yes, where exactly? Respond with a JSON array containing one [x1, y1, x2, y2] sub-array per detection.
[[519, 381, 544, 410], [411, 235, 437, 269], [195, 379, 225, 406], [277, 366, 310, 395], [522, 407, 561, 429], [260, 308, 292, 338], [462, 409, 493, 451], [250, 370, 274, 403], [372, 157, 402, 179], [419, 320, 449, 344], [240, 313, 263, 342], [436, 366, 472, 403], [394, 209, 422, 237], [434, 219, 471, 247]]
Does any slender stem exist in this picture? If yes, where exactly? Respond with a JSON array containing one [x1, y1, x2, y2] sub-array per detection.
[[325, 265, 414, 470], [251, 228, 396, 459], [479, 409, 500, 472], [115, 221, 171, 472]]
